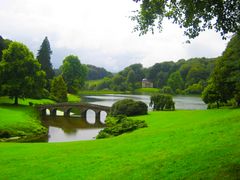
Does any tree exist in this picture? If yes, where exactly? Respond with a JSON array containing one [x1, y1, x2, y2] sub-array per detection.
[[37, 37, 54, 80], [60, 55, 88, 93], [202, 82, 221, 108], [50, 75, 68, 102], [86, 64, 112, 80], [167, 71, 184, 93], [132, 0, 240, 39], [202, 33, 240, 106], [0, 36, 11, 61], [126, 69, 137, 90], [0, 42, 46, 105]]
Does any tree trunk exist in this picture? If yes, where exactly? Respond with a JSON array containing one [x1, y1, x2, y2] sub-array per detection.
[[14, 96, 18, 105], [217, 101, 219, 109]]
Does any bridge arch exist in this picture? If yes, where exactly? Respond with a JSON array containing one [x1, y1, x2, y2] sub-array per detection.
[[36, 103, 110, 124]]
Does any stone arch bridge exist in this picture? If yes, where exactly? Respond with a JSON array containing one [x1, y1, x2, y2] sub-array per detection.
[[36, 103, 110, 122]]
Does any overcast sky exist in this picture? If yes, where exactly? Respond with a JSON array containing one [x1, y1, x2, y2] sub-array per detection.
[[0, 0, 230, 72]]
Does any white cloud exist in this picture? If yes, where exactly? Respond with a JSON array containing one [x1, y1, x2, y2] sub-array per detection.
[[0, 0, 229, 72]]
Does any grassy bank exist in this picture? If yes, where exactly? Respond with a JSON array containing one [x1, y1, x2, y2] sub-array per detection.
[[78, 90, 124, 95], [0, 105, 47, 140], [135, 87, 160, 94], [0, 109, 240, 179], [67, 93, 81, 102], [0, 96, 55, 141], [0, 96, 55, 105]]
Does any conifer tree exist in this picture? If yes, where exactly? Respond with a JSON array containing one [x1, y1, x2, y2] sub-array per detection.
[[37, 37, 54, 80], [50, 75, 68, 102]]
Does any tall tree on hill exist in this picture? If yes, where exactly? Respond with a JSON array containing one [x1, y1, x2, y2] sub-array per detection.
[[37, 37, 54, 80], [0, 42, 46, 105]]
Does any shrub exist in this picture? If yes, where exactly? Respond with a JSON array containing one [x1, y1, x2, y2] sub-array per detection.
[[150, 94, 175, 111], [110, 99, 148, 117], [162, 86, 173, 94], [96, 115, 147, 139], [0, 131, 11, 138]]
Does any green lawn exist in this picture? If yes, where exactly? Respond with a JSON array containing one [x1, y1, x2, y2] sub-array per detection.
[[67, 93, 81, 102], [78, 89, 124, 95], [0, 109, 240, 179], [0, 96, 55, 105], [0, 105, 47, 139], [135, 87, 160, 94], [0, 96, 54, 140]]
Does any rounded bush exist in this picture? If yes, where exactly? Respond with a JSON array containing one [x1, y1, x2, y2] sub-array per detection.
[[110, 99, 148, 116]]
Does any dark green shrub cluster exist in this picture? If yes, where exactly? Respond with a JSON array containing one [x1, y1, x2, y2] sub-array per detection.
[[0, 131, 11, 138], [96, 115, 147, 139], [110, 99, 148, 116], [150, 94, 175, 111]]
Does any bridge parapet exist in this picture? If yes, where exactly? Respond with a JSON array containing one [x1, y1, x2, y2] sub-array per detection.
[[36, 103, 111, 122]]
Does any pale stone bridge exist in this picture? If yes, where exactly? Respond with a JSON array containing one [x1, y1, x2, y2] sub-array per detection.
[[36, 103, 110, 122]]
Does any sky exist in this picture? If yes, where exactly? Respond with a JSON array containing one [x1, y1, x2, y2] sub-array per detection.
[[0, 0, 230, 72]]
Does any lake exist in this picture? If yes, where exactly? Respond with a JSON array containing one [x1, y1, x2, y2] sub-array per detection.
[[41, 94, 207, 142]]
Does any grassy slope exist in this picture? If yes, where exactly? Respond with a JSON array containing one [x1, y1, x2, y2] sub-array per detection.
[[67, 93, 81, 102], [0, 105, 46, 137], [0, 109, 240, 179], [0, 97, 54, 138]]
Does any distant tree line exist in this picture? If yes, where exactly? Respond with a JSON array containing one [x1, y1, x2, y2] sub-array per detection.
[[86, 65, 112, 80], [87, 58, 215, 95]]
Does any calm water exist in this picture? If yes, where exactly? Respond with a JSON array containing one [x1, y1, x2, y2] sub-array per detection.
[[42, 94, 207, 143]]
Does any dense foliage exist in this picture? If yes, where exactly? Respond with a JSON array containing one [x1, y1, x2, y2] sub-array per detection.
[[0, 42, 46, 105], [60, 55, 88, 93], [150, 94, 175, 111], [88, 58, 214, 95], [0, 36, 11, 62], [202, 33, 240, 107], [110, 99, 148, 116], [132, 0, 240, 39], [50, 75, 68, 102], [97, 115, 147, 139], [87, 64, 112, 80], [36, 37, 54, 81]]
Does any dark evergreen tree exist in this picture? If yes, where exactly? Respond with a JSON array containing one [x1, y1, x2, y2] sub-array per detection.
[[37, 37, 55, 80]]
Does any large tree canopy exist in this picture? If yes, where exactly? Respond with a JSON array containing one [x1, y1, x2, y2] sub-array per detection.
[[132, 0, 240, 39], [0, 42, 46, 105], [60, 55, 88, 93], [202, 33, 240, 107]]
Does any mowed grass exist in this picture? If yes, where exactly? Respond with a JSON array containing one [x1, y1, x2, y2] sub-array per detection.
[[135, 87, 160, 93], [0, 96, 53, 137], [0, 105, 46, 137], [0, 96, 55, 105], [67, 93, 81, 102], [0, 109, 240, 179]]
